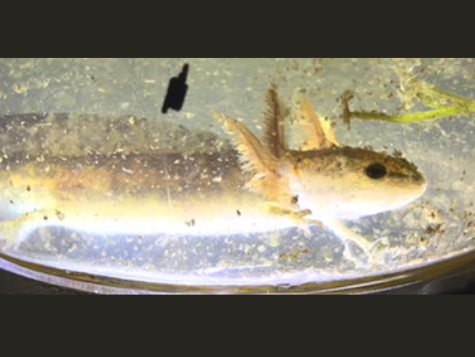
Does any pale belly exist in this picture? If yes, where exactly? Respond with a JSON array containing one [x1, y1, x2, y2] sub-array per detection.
[[11, 194, 296, 238]]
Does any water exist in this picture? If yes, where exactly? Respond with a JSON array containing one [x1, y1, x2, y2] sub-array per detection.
[[0, 58, 475, 294]]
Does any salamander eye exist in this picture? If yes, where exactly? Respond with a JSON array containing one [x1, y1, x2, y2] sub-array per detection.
[[366, 163, 388, 180]]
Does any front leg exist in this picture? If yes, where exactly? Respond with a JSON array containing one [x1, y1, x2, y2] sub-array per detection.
[[261, 203, 385, 266], [261, 203, 323, 227], [323, 219, 388, 267]]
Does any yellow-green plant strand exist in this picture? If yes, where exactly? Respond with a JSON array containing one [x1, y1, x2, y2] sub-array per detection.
[[352, 104, 475, 124], [420, 86, 475, 107], [350, 83, 475, 124]]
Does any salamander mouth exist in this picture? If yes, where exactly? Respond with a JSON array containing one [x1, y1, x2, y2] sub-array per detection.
[[389, 171, 426, 185], [414, 171, 427, 185]]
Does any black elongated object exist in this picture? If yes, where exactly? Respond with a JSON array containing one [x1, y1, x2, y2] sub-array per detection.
[[162, 64, 190, 114]]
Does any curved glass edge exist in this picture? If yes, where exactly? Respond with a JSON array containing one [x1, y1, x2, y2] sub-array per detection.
[[1, 250, 475, 295]]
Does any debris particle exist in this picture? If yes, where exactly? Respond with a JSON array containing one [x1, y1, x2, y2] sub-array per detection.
[[340, 90, 355, 129], [56, 210, 66, 221], [185, 219, 196, 227], [258, 245, 267, 253], [13, 83, 28, 94]]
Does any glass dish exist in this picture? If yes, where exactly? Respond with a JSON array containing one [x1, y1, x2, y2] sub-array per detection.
[[0, 58, 474, 294]]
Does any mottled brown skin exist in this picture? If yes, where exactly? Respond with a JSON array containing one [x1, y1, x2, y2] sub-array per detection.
[[1, 149, 245, 205], [288, 147, 426, 187]]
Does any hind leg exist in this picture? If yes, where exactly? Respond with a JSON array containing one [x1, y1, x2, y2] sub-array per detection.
[[0, 209, 63, 251], [323, 219, 389, 267]]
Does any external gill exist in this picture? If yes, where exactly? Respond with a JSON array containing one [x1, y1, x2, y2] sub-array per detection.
[[216, 86, 388, 267]]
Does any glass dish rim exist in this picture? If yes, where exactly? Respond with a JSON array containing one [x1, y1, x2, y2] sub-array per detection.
[[1, 248, 475, 294]]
